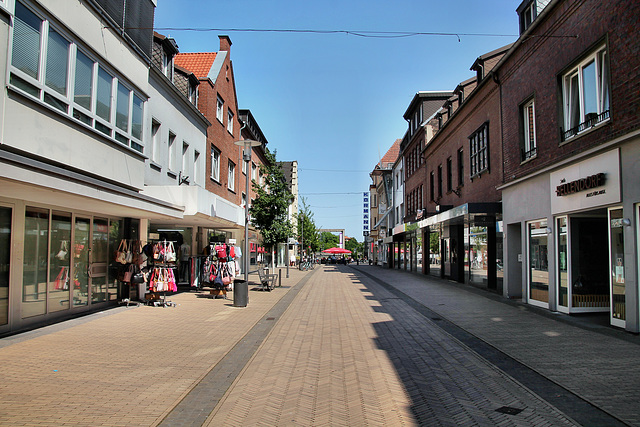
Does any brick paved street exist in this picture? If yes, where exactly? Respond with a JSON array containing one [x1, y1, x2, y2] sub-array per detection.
[[0, 264, 638, 426]]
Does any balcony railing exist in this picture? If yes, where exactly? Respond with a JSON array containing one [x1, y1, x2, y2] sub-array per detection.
[[521, 146, 537, 162], [562, 110, 610, 141]]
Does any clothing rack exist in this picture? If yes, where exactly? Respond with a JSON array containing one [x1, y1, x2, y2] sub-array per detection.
[[146, 239, 178, 307], [199, 242, 237, 299]]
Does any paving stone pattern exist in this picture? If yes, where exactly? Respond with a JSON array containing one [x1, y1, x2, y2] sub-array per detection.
[[0, 264, 636, 426], [207, 265, 578, 426]]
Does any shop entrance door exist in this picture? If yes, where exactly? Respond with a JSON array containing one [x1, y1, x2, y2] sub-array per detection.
[[555, 213, 610, 314], [72, 217, 110, 307], [0, 205, 12, 330], [608, 207, 626, 328]]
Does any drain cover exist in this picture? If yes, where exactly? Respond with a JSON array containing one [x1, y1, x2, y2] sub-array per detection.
[[266, 317, 276, 321], [495, 406, 524, 415], [431, 317, 442, 321]]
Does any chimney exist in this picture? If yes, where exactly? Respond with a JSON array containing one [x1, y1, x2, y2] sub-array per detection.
[[219, 35, 232, 52]]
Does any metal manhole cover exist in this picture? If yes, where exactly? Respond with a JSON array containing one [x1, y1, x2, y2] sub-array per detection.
[[495, 406, 524, 415]]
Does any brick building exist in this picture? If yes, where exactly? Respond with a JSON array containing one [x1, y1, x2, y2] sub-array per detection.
[[498, 0, 640, 332], [175, 36, 268, 258]]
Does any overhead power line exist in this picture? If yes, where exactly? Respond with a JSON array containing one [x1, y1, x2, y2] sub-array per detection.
[[299, 168, 370, 173], [153, 27, 521, 41]]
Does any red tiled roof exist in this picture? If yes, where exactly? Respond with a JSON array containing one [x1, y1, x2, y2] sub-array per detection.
[[379, 139, 401, 167], [174, 52, 217, 79]]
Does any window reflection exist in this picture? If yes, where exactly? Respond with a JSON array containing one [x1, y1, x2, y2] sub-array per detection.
[[528, 220, 549, 303], [22, 207, 48, 318]]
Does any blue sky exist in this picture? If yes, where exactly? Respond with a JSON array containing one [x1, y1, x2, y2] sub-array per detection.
[[154, 1, 520, 241]]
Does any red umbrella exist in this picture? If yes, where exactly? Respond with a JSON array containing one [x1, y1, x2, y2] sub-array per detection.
[[322, 247, 352, 254]]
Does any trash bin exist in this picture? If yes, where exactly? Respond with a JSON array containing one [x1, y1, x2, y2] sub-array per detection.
[[233, 279, 248, 307]]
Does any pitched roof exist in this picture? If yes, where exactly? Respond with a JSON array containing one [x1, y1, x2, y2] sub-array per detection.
[[379, 139, 401, 168], [174, 52, 217, 79]]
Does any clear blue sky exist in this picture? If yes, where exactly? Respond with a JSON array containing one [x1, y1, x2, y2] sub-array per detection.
[[154, 1, 519, 241]]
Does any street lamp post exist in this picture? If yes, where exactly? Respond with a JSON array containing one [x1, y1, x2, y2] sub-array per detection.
[[234, 139, 262, 284]]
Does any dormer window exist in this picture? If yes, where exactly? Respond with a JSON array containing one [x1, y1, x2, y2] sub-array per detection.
[[161, 50, 173, 81], [518, 0, 537, 34], [476, 64, 484, 82], [188, 84, 198, 107]]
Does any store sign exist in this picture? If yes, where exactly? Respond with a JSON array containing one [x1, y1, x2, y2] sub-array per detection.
[[363, 192, 370, 233], [550, 149, 620, 214], [555, 173, 605, 197]]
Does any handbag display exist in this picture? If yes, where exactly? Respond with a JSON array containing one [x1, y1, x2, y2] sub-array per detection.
[[131, 271, 146, 284], [122, 264, 135, 283], [165, 241, 176, 263], [55, 241, 68, 261], [115, 240, 128, 264]]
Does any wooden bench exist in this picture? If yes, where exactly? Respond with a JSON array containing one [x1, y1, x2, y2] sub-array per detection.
[[257, 268, 277, 291]]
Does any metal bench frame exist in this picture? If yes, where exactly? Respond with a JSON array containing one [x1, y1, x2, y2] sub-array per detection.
[[257, 268, 277, 291]]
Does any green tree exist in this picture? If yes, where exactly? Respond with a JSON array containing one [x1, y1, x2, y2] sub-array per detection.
[[297, 197, 320, 253], [345, 237, 362, 257], [249, 149, 293, 252], [320, 232, 339, 250]]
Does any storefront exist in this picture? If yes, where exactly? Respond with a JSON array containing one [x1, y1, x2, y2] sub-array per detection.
[[0, 194, 183, 335], [418, 204, 503, 292], [390, 223, 422, 273], [0, 156, 185, 335], [503, 147, 640, 332]]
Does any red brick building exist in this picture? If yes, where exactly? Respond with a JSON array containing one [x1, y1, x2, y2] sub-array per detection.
[[394, 45, 510, 290], [175, 36, 243, 206], [498, 0, 640, 332]]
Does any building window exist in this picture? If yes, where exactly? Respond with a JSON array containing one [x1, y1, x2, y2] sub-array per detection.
[[216, 96, 224, 123], [562, 44, 610, 141], [9, 1, 145, 152], [188, 84, 198, 107], [437, 165, 443, 198], [168, 131, 176, 171], [210, 145, 220, 181], [446, 157, 452, 193], [430, 171, 435, 201], [151, 119, 161, 163], [194, 150, 200, 185], [457, 148, 464, 187], [519, 0, 536, 34], [182, 142, 189, 177], [227, 110, 234, 134], [469, 122, 489, 178], [251, 162, 257, 181], [228, 160, 236, 191], [521, 98, 537, 160]]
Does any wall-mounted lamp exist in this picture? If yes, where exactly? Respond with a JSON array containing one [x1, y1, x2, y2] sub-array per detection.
[[545, 227, 553, 235], [622, 218, 631, 227]]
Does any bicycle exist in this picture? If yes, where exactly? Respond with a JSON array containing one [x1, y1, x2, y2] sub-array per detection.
[[299, 259, 314, 271]]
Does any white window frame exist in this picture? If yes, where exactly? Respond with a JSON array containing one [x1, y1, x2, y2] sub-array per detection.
[[522, 98, 537, 160], [228, 160, 236, 191], [151, 119, 161, 163], [562, 44, 610, 140], [216, 96, 224, 123], [8, 0, 145, 152], [182, 142, 189, 177], [251, 162, 257, 181], [194, 150, 201, 185], [526, 218, 550, 309], [227, 109, 234, 134], [168, 131, 176, 172], [188, 84, 198, 107], [210, 146, 220, 182]]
